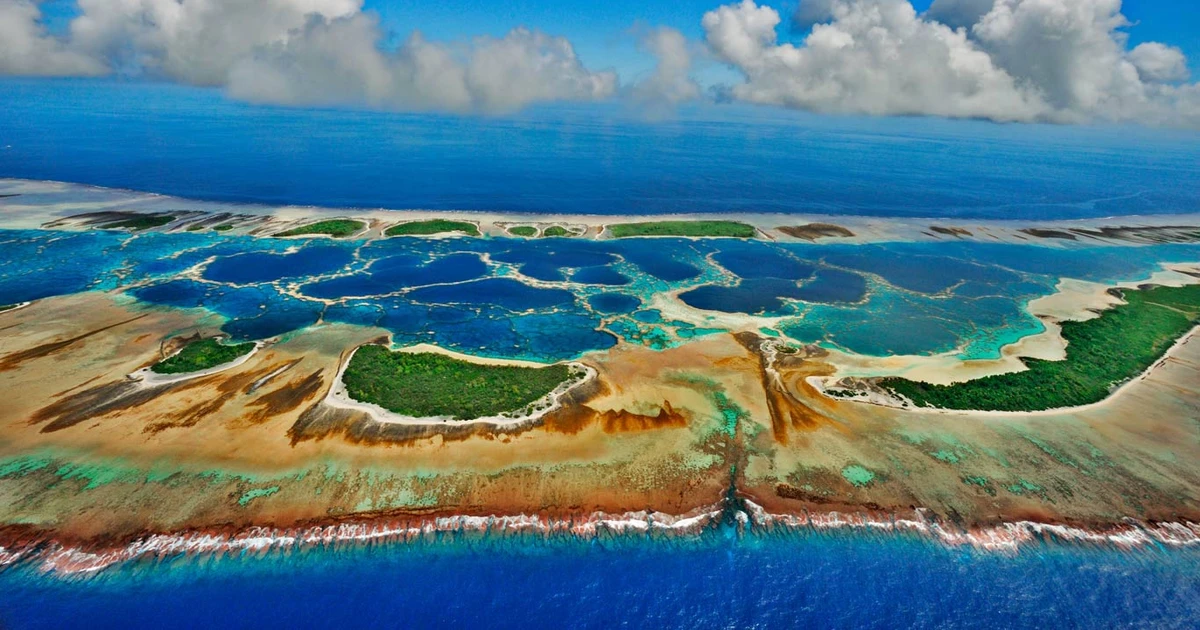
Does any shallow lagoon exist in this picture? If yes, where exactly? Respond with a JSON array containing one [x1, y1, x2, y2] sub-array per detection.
[[2, 228, 1199, 361]]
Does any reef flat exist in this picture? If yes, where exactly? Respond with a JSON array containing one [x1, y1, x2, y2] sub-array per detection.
[[1, 180, 1199, 575]]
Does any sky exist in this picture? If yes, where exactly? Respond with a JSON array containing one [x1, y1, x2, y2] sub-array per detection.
[[5, 0, 1200, 128], [30, 0, 1200, 80], [364, 0, 1200, 77]]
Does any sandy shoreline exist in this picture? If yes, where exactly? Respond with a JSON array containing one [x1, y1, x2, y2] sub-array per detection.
[[802, 261, 1200, 418], [815, 262, 1200, 387], [811, 322, 1200, 418], [5, 178, 1200, 247], [127, 341, 266, 386]]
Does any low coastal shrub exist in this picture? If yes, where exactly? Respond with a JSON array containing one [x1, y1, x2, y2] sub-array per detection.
[[542, 226, 572, 237], [882, 284, 1200, 411], [101, 215, 175, 231], [151, 338, 256, 375], [608, 220, 757, 238], [507, 226, 538, 237], [385, 219, 479, 237], [276, 219, 365, 238], [342, 346, 571, 420]]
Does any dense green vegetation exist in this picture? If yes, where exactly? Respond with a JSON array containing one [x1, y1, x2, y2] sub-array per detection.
[[607, 220, 757, 238], [102, 215, 175, 231], [507, 225, 538, 237], [542, 225, 572, 237], [151, 338, 256, 375], [385, 219, 479, 237], [342, 346, 572, 420], [882, 284, 1200, 411], [0, 304, 18, 313], [276, 219, 365, 238], [213, 224, 235, 232]]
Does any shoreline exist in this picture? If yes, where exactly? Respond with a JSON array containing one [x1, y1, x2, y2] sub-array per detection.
[[5, 178, 1200, 246], [1, 501, 1196, 577], [810, 323, 1200, 418], [127, 341, 266, 387], [814, 262, 1200, 387]]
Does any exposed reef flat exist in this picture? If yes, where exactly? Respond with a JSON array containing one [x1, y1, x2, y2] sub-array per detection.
[[0, 290, 1198, 575], [2, 178, 1200, 576]]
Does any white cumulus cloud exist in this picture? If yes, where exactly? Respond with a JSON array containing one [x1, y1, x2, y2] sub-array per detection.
[[226, 15, 616, 114], [629, 26, 701, 110], [2, 0, 1198, 125], [704, 0, 1050, 121], [0, 0, 106, 76], [0, 0, 616, 113], [68, 0, 361, 86], [704, 0, 1200, 127], [1129, 42, 1189, 83]]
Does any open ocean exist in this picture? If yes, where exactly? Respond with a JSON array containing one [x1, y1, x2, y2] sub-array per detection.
[[1, 78, 1199, 628], [1, 531, 1198, 629], [2, 79, 1200, 220]]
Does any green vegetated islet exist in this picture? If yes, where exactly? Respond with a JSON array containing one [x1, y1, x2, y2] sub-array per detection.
[[541, 225, 572, 237], [507, 226, 538, 237], [342, 346, 572, 420], [608, 220, 757, 238], [385, 219, 479, 237], [102, 214, 175, 231], [883, 284, 1200, 411], [151, 338, 256, 375], [277, 219, 365, 238]]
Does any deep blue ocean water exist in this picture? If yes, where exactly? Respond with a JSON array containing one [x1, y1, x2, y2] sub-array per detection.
[[3, 78, 1200, 219], [1, 532, 1197, 629]]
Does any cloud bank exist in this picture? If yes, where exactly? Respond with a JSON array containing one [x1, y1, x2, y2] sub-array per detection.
[[0, 1, 105, 76], [706, 0, 1200, 127], [3, 0, 616, 113], [225, 18, 616, 113], [0, 0, 1197, 126]]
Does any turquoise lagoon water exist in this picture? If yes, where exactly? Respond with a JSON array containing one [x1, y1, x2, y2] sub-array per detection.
[[3, 228, 1199, 360]]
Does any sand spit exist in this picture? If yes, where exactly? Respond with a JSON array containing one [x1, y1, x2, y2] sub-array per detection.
[[1, 502, 1196, 577], [128, 341, 265, 387]]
